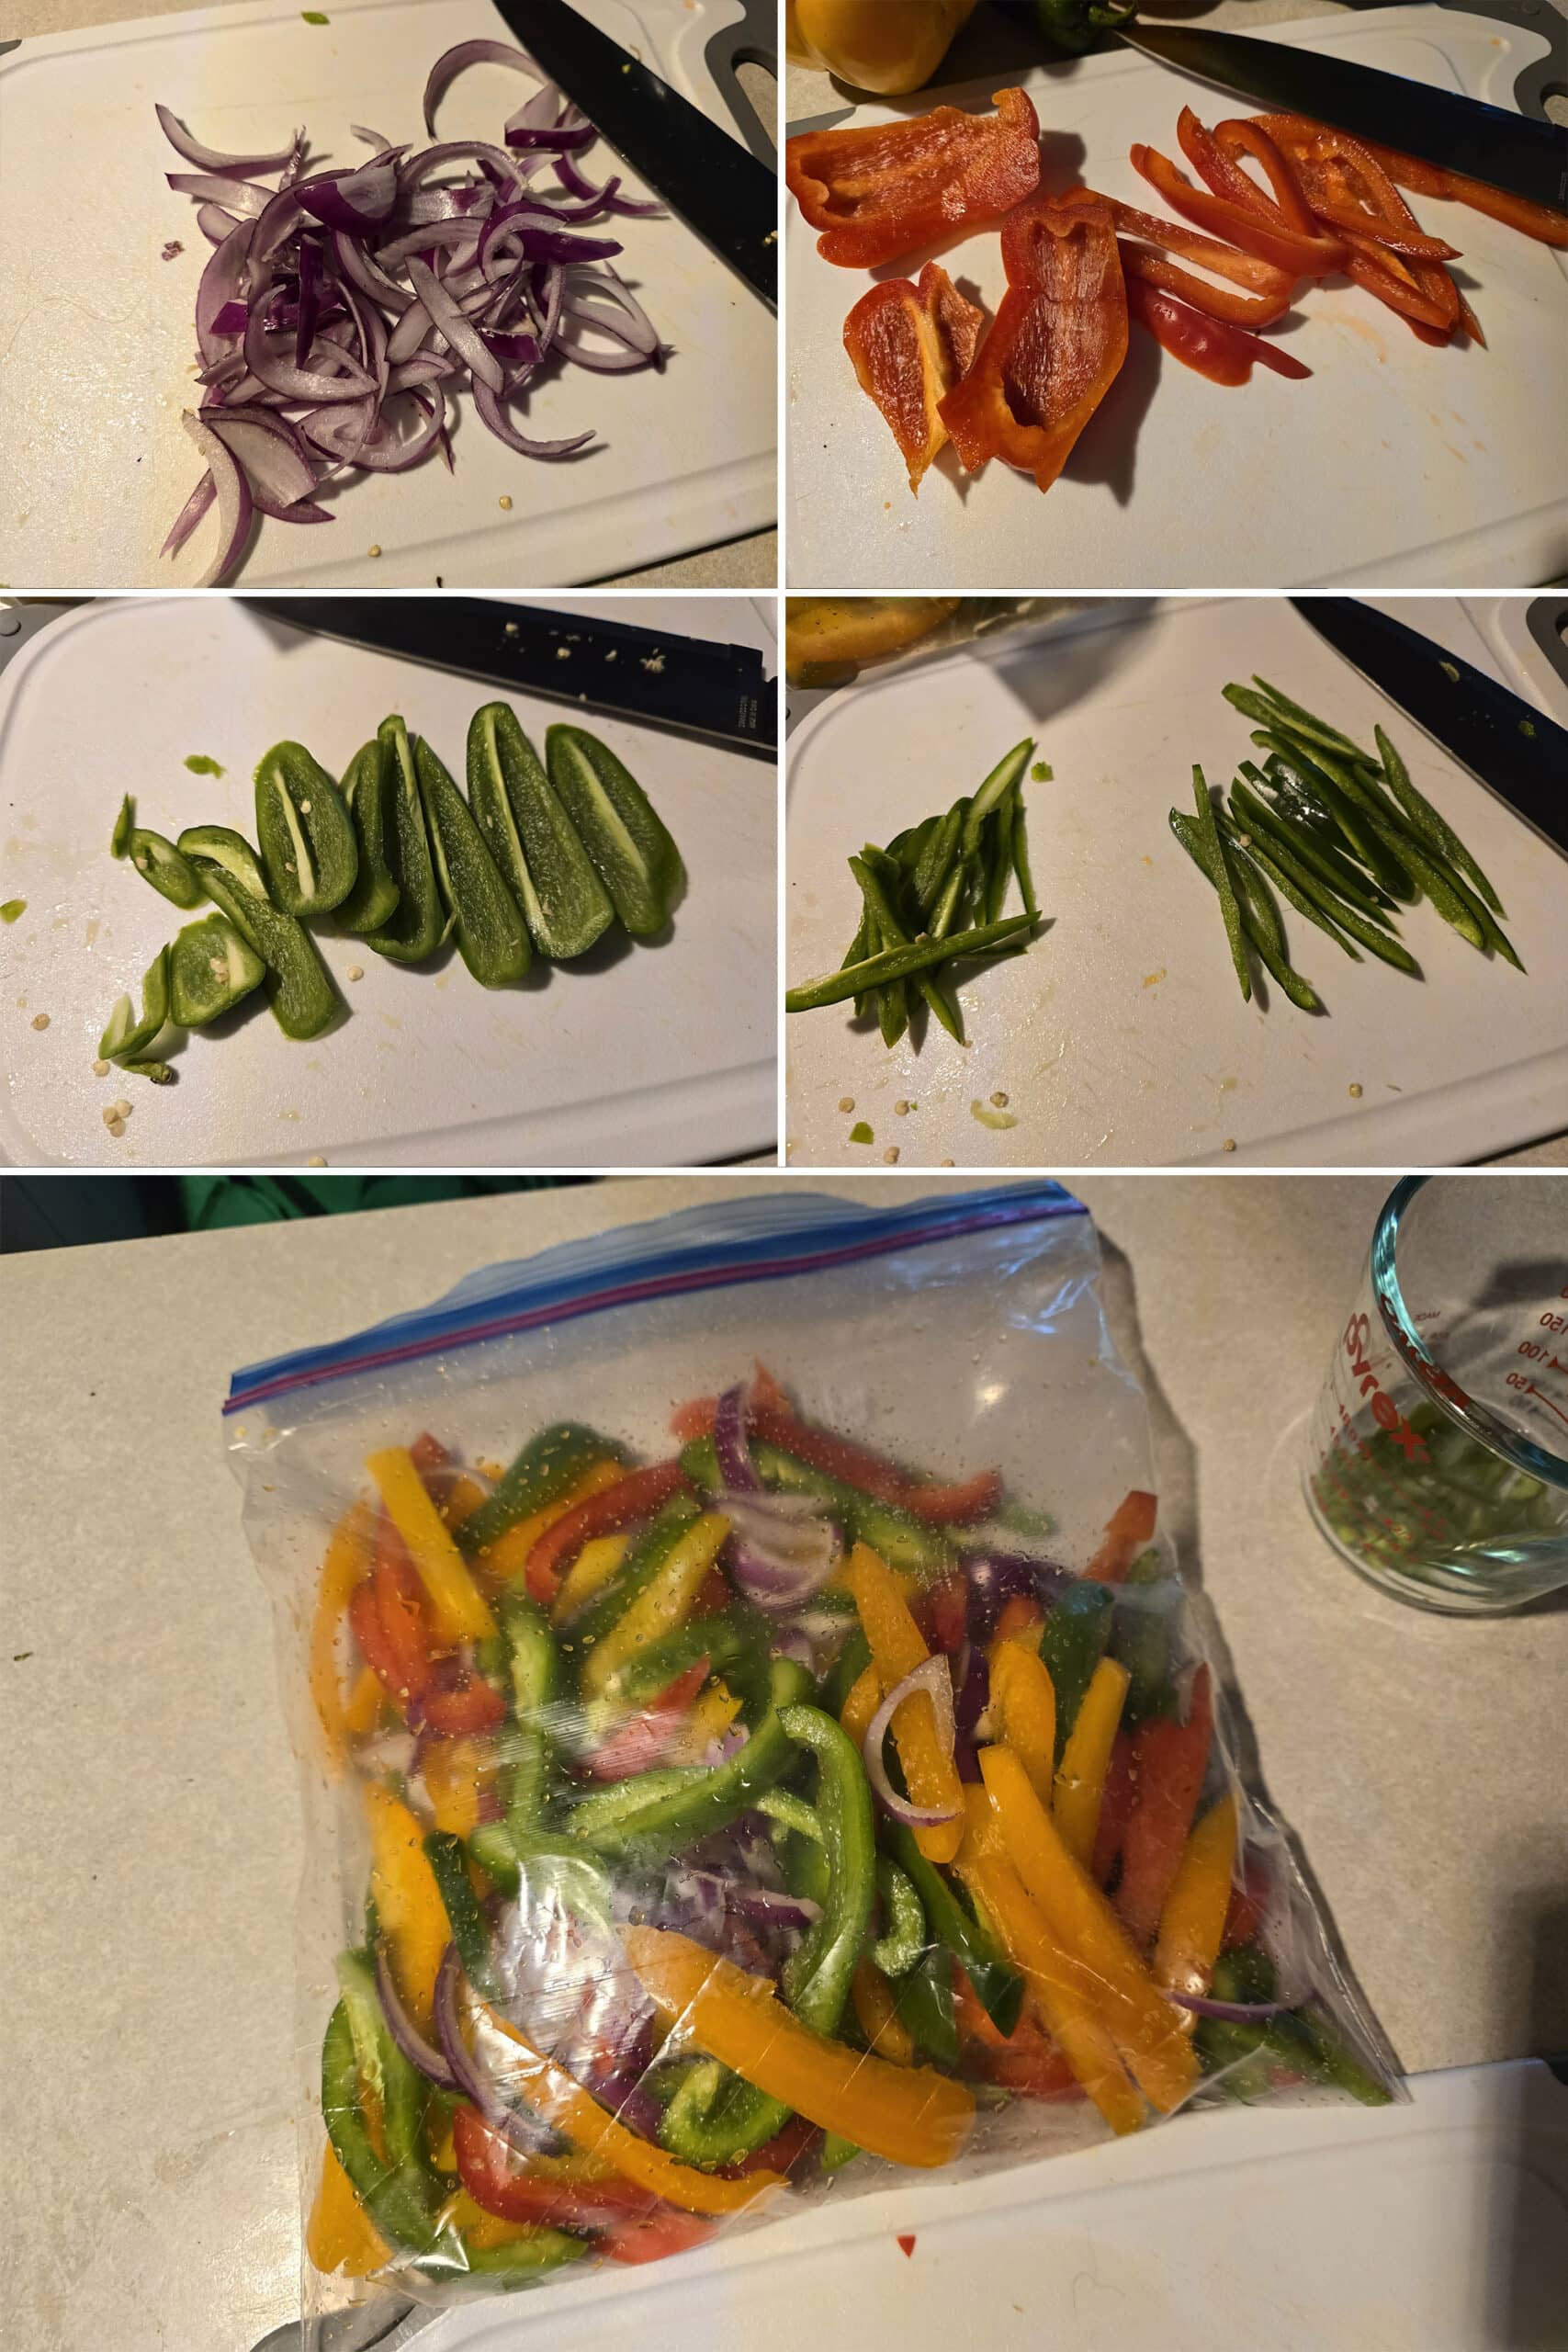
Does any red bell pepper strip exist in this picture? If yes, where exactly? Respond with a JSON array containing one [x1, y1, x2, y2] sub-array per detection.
[[674, 1394, 1001, 1525], [1208, 116, 1324, 239], [843, 262, 987, 494], [723, 2114, 820, 2177], [1132, 138, 1341, 279], [1125, 275, 1312, 383], [1252, 117, 1462, 335], [940, 187, 1128, 492], [601, 2207, 719, 2264], [1118, 243, 1294, 330], [922, 1569, 969, 1657], [415, 1657, 506, 1737], [525, 1459, 690, 1604], [584, 1657, 710, 1781], [1113, 1666, 1213, 1944], [455, 2107, 660, 2229], [953, 1967, 1079, 2099], [1091, 1727, 1138, 1885], [784, 86, 1042, 269], [349, 1517, 435, 1708], [1083, 1490, 1158, 1585], [1362, 141, 1568, 247], [1175, 107, 1344, 272], [1222, 1853, 1271, 1951]]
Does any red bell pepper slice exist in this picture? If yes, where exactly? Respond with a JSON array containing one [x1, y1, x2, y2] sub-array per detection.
[[1253, 116, 1463, 336], [1125, 276, 1311, 385], [584, 1657, 710, 1781], [1363, 142, 1568, 247], [784, 86, 1042, 269], [349, 1516, 435, 1708], [1091, 1727, 1138, 1885], [676, 1392, 1001, 1526], [939, 188, 1129, 493], [1208, 116, 1324, 240], [1083, 1489, 1158, 1585], [1222, 1853, 1272, 1951], [525, 1459, 690, 1604], [953, 1967, 1079, 2099], [1113, 1666, 1213, 1944], [722, 2114, 820, 2177], [843, 261, 987, 494], [416, 1657, 506, 1737], [454, 2106, 660, 2229], [922, 1569, 969, 1657], [601, 2207, 719, 2264], [993, 1592, 1044, 1649], [1132, 136, 1341, 280], [1175, 107, 1344, 273]]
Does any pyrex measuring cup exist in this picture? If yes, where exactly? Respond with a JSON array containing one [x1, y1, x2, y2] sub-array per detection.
[[1304, 1174, 1568, 1613]]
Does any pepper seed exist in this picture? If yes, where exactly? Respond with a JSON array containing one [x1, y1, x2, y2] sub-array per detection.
[[499, 495, 513, 511], [1348, 1082, 1363, 1099], [308, 1154, 327, 1168], [347, 966, 364, 981], [883, 1147, 899, 1164], [894, 1100, 909, 1116], [367, 544, 382, 559], [989, 1091, 1009, 1109], [30, 1012, 49, 1030], [838, 1095, 854, 1113], [93, 1058, 110, 1077], [1223, 1137, 1237, 1153]]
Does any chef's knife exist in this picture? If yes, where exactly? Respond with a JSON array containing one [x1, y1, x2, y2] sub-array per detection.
[[1292, 598, 1568, 858], [1117, 23, 1567, 214], [489, 0, 776, 308], [241, 598, 775, 755]]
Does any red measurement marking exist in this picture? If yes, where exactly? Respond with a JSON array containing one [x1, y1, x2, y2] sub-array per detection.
[[1529, 1382, 1568, 1433]]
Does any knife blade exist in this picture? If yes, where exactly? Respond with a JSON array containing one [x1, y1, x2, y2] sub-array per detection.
[[1117, 23, 1568, 213], [240, 598, 775, 754], [489, 0, 776, 308], [1291, 598, 1568, 858]]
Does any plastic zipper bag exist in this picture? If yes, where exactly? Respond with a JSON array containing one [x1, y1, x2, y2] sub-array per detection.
[[224, 1180, 1399, 2325]]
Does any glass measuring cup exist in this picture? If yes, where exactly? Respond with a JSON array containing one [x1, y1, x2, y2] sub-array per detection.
[[1303, 1174, 1568, 1613]]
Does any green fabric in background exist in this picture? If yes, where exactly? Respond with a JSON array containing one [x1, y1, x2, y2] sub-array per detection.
[[175, 1175, 576, 1230]]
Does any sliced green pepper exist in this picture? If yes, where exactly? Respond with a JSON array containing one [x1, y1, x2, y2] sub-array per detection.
[[175, 823, 268, 897], [254, 741, 358, 916], [468, 704, 615, 960], [891, 1822, 1024, 2038], [414, 735, 532, 987], [960, 739, 1033, 858], [321, 1999, 442, 2255], [572, 1667, 798, 1867], [1039, 1579, 1115, 1763], [558, 1492, 702, 1669], [456, 1421, 615, 1559], [894, 1944, 958, 2066], [99, 944, 171, 1061], [110, 795, 135, 858], [499, 1590, 558, 1838], [821, 1623, 872, 1717], [187, 852, 338, 1041], [468, 1820, 612, 1917], [1371, 723, 1503, 916], [1110, 1559, 1180, 1727], [128, 828, 204, 910], [334, 736, 402, 934], [871, 1856, 925, 1977], [363, 716, 445, 965], [423, 1831, 502, 2001], [681, 1433, 953, 1580], [168, 912, 265, 1027], [546, 723, 685, 938], [335, 1949, 424, 2170]]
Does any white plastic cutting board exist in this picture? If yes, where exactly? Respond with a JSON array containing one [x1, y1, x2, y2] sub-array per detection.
[[406, 2062, 1568, 2351], [785, 7, 1568, 589], [0, 0, 775, 590], [784, 596, 1568, 1170], [0, 594, 777, 1167]]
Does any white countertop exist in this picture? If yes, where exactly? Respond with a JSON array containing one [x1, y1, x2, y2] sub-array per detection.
[[6, 1170, 1566, 2350]]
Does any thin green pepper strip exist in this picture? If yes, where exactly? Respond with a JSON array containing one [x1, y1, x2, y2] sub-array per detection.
[[894, 1943, 958, 2065], [1372, 723, 1504, 916], [573, 1667, 799, 1866], [321, 1997, 443, 2254], [1218, 812, 1360, 961], [660, 1700, 876, 2166], [871, 1857, 925, 1977], [1170, 811, 1324, 1014], [1228, 782, 1414, 963], [890, 1821, 1024, 2038], [457, 1421, 615, 1557], [681, 1433, 953, 1579], [424, 1831, 503, 2002], [1190, 763, 1250, 1002], [499, 1591, 559, 1838], [784, 914, 1037, 1012]]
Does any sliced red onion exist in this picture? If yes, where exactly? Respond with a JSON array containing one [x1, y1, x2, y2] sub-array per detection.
[[166, 169, 271, 216], [156, 104, 299, 176], [506, 120, 598, 153], [375, 1939, 458, 2087], [159, 469, 215, 558], [863, 1657, 961, 1830], [243, 297, 375, 402], [196, 203, 242, 243], [405, 255, 506, 395], [473, 379, 595, 459], [724, 1498, 843, 1615], [565, 266, 662, 355], [352, 123, 396, 153], [340, 386, 449, 471], [377, 219, 488, 269], [194, 222, 254, 366], [297, 160, 398, 234], [952, 1641, 989, 1784], [328, 224, 415, 315], [714, 1384, 761, 1493], [203, 410, 316, 508], [727, 1883, 820, 1930], [423, 38, 546, 138], [434, 1945, 558, 2154], [177, 411, 252, 585], [1167, 1990, 1292, 2022]]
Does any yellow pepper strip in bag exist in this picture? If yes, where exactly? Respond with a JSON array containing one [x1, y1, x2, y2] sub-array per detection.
[[978, 1747, 1197, 2113], [308, 1501, 374, 1773], [581, 1511, 732, 1698], [435, 2188, 538, 2249], [470, 1458, 625, 1581], [438, 1471, 491, 1532], [847, 1543, 964, 1863], [365, 1783, 449, 2030], [670, 1678, 743, 1765], [852, 1958, 916, 2064], [1054, 1657, 1132, 1869], [550, 1531, 631, 1626], [342, 1665, 385, 1739], [422, 1733, 497, 1841], [470, 1993, 786, 2212], [367, 1448, 496, 1644], [623, 1926, 975, 2167], [990, 1639, 1057, 1807], [1156, 1792, 1240, 2004], [965, 1849, 1145, 2135], [840, 1659, 883, 1747], [307, 2137, 389, 2277]]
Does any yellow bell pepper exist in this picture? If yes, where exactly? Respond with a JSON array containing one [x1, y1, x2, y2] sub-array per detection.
[[852, 1958, 915, 2065], [468, 1989, 784, 2213], [308, 1501, 374, 1774], [550, 1531, 631, 1626], [367, 1448, 496, 1644], [978, 1747, 1197, 2115], [840, 1659, 883, 1748], [786, 0, 979, 95], [467, 1458, 625, 1581], [784, 597, 964, 687], [422, 1733, 496, 1840], [341, 1664, 384, 1739], [306, 2138, 389, 2277], [1054, 1657, 1131, 1869], [364, 1783, 449, 2031], [624, 1926, 975, 2168], [669, 1677, 743, 1765], [990, 1640, 1057, 1808], [434, 2188, 540, 2250], [438, 1470, 491, 1532], [847, 1543, 964, 1864], [1156, 1792, 1240, 2002], [580, 1511, 731, 1698], [965, 1849, 1145, 2137]]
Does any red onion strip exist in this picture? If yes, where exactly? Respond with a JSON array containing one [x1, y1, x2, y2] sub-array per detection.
[[863, 1657, 961, 1830]]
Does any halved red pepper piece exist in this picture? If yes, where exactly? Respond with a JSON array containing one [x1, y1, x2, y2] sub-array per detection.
[[1132, 134, 1341, 279], [921, 1569, 969, 1657], [415, 1656, 506, 1737], [844, 262, 987, 494], [525, 1458, 690, 1604], [784, 87, 1042, 269], [1363, 141, 1568, 248], [584, 1657, 710, 1781], [1091, 1727, 1138, 1885], [349, 1515, 435, 1709], [1083, 1489, 1158, 1584], [1125, 275, 1312, 385], [455, 2106, 660, 2229], [1113, 1666, 1213, 1944], [602, 2208, 719, 2263], [939, 187, 1128, 492]]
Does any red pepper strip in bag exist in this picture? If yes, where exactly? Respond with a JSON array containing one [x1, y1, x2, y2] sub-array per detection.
[[1125, 276, 1312, 386], [1114, 1666, 1213, 1945], [1132, 135, 1341, 279], [939, 188, 1128, 492], [784, 87, 1042, 269], [844, 262, 987, 493], [525, 1459, 690, 1603], [1361, 141, 1568, 248]]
